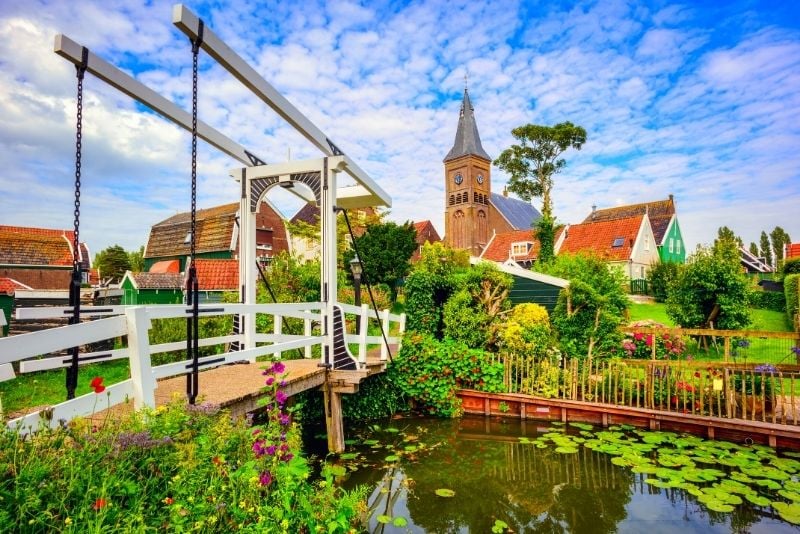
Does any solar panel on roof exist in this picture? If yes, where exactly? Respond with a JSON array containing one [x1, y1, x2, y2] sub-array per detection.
[[612, 237, 625, 247]]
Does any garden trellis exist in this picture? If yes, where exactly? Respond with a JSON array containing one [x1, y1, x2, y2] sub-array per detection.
[[0, 4, 399, 451]]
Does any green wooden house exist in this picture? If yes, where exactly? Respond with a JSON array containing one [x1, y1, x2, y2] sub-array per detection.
[[120, 272, 184, 305], [471, 257, 568, 313]]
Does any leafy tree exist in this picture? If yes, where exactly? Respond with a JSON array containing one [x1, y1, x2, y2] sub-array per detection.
[[647, 261, 683, 303], [748, 242, 759, 257], [128, 246, 145, 273], [771, 226, 792, 269], [539, 252, 628, 360], [713, 226, 741, 265], [759, 231, 773, 267], [343, 221, 417, 300], [666, 246, 751, 330], [494, 122, 586, 262], [94, 245, 131, 283]]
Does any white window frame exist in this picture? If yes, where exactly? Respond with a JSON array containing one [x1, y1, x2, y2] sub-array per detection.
[[676, 240, 681, 254], [511, 242, 530, 257], [669, 238, 674, 253]]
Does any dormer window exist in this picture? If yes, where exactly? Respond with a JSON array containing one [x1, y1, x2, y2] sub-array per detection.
[[184, 231, 192, 244], [511, 241, 532, 257], [612, 237, 624, 248]]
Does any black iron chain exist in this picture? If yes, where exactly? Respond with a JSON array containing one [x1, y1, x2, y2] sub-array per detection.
[[67, 47, 89, 400]]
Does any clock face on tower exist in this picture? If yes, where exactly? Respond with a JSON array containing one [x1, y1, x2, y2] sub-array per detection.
[[454, 173, 463, 185], [476, 174, 484, 184]]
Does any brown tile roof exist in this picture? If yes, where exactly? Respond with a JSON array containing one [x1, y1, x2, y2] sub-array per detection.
[[0, 225, 87, 267], [481, 229, 540, 262], [290, 203, 320, 225], [130, 272, 183, 290], [145, 203, 238, 259], [559, 215, 644, 261], [192, 259, 239, 291], [583, 198, 675, 243], [0, 277, 31, 295]]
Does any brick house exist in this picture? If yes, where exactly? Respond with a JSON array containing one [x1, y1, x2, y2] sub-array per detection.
[[0, 225, 91, 289], [410, 220, 442, 261]]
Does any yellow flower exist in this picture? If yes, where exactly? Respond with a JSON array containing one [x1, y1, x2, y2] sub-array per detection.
[[64, 517, 73, 526]]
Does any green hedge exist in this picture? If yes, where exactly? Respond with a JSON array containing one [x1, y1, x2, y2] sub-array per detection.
[[750, 290, 786, 312], [786, 274, 800, 329]]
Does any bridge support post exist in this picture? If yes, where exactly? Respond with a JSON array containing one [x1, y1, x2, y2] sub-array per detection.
[[126, 306, 156, 409], [323, 379, 346, 453]]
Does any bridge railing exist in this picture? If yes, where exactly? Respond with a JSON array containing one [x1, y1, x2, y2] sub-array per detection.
[[1, 302, 405, 432]]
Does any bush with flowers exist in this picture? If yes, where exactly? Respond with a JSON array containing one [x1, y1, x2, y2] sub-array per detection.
[[0, 366, 365, 533], [620, 324, 687, 360]]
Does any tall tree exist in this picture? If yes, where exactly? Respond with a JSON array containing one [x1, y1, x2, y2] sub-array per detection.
[[759, 231, 773, 267], [94, 245, 131, 283], [771, 226, 792, 268], [128, 246, 145, 273], [713, 226, 741, 265], [748, 242, 759, 257], [343, 221, 417, 300], [494, 121, 587, 262]]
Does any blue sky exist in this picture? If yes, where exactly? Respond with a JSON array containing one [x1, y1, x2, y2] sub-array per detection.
[[0, 0, 798, 258]]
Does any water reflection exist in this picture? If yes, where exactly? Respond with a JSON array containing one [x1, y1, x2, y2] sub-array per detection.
[[318, 416, 798, 533]]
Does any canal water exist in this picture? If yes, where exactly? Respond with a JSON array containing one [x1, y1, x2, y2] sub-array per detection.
[[308, 415, 800, 533]]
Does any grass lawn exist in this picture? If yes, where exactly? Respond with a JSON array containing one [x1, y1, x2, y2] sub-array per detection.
[[628, 301, 792, 332]]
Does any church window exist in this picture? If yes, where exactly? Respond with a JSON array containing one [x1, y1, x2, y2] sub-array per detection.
[[453, 210, 466, 249], [477, 210, 488, 245], [449, 194, 455, 206]]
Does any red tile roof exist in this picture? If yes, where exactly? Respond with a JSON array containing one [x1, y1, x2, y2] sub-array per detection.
[[558, 215, 644, 261], [481, 229, 540, 262], [412, 220, 441, 245], [149, 260, 180, 273], [0, 225, 89, 267], [193, 259, 239, 291], [787, 243, 800, 260], [583, 198, 675, 244], [0, 277, 32, 295]]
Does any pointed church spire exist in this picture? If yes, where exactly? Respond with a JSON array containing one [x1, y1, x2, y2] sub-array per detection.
[[443, 87, 491, 162]]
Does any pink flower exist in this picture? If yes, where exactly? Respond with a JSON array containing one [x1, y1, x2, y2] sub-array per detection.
[[265, 377, 275, 386], [259, 471, 272, 486], [634, 332, 644, 341], [275, 390, 288, 405], [645, 335, 653, 347], [272, 362, 286, 374]]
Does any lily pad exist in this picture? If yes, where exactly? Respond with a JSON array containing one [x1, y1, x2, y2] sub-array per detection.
[[773, 502, 800, 525], [706, 501, 734, 513], [779, 490, 800, 503], [555, 446, 579, 454], [435, 488, 456, 497], [745, 493, 771, 507], [377, 514, 391, 524], [384, 455, 400, 462], [569, 422, 594, 431], [339, 452, 359, 460], [393, 517, 408, 527]]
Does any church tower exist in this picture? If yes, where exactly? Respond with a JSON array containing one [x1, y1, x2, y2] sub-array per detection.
[[444, 88, 492, 256]]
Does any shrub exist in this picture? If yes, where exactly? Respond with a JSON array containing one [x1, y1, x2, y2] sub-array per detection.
[[667, 247, 751, 330], [389, 333, 504, 417], [786, 274, 800, 328], [338, 284, 392, 312], [749, 289, 786, 312], [498, 303, 553, 358], [783, 258, 800, 277], [443, 289, 492, 349], [539, 252, 628, 360], [647, 262, 682, 303], [404, 270, 451, 337], [0, 368, 364, 532]]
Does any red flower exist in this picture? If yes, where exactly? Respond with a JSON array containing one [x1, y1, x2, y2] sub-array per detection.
[[694, 372, 701, 378], [645, 335, 653, 347], [90, 377, 106, 394], [93, 498, 107, 511], [163, 497, 174, 505]]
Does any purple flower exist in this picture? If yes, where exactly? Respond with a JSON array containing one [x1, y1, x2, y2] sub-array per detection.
[[265, 377, 275, 386], [754, 364, 777, 374], [281, 453, 294, 463], [279, 414, 291, 426], [259, 471, 273, 486], [738, 339, 751, 348], [252, 440, 266, 457], [279, 432, 287, 442], [272, 361, 286, 374], [275, 391, 288, 405], [266, 444, 277, 456], [280, 380, 287, 387], [792, 347, 800, 356]]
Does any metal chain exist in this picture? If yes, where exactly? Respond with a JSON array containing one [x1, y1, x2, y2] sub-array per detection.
[[73, 65, 83, 273], [190, 39, 198, 262]]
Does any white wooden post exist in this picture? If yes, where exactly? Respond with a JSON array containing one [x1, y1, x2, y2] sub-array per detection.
[[243, 185, 257, 357], [397, 313, 406, 352], [320, 158, 338, 366], [358, 303, 369, 364], [304, 314, 312, 359], [126, 306, 156, 409], [380, 308, 390, 361], [273, 314, 282, 360]]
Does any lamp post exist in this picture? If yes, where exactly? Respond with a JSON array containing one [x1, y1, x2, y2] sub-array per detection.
[[349, 254, 362, 334]]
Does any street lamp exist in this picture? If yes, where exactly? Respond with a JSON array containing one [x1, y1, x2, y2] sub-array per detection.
[[349, 254, 362, 334]]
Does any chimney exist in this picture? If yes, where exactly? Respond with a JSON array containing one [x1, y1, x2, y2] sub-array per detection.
[[669, 193, 674, 203], [591, 205, 596, 220], [503, 186, 508, 198]]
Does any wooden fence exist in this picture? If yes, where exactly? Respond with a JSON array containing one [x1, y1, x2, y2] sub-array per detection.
[[621, 326, 800, 365], [494, 353, 800, 426]]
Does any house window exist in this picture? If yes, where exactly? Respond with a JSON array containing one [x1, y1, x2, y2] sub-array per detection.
[[511, 242, 531, 256], [184, 231, 192, 244], [645, 234, 650, 251], [669, 238, 674, 253], [612, 237, 624, 248], [676, 240, 681, 254]]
